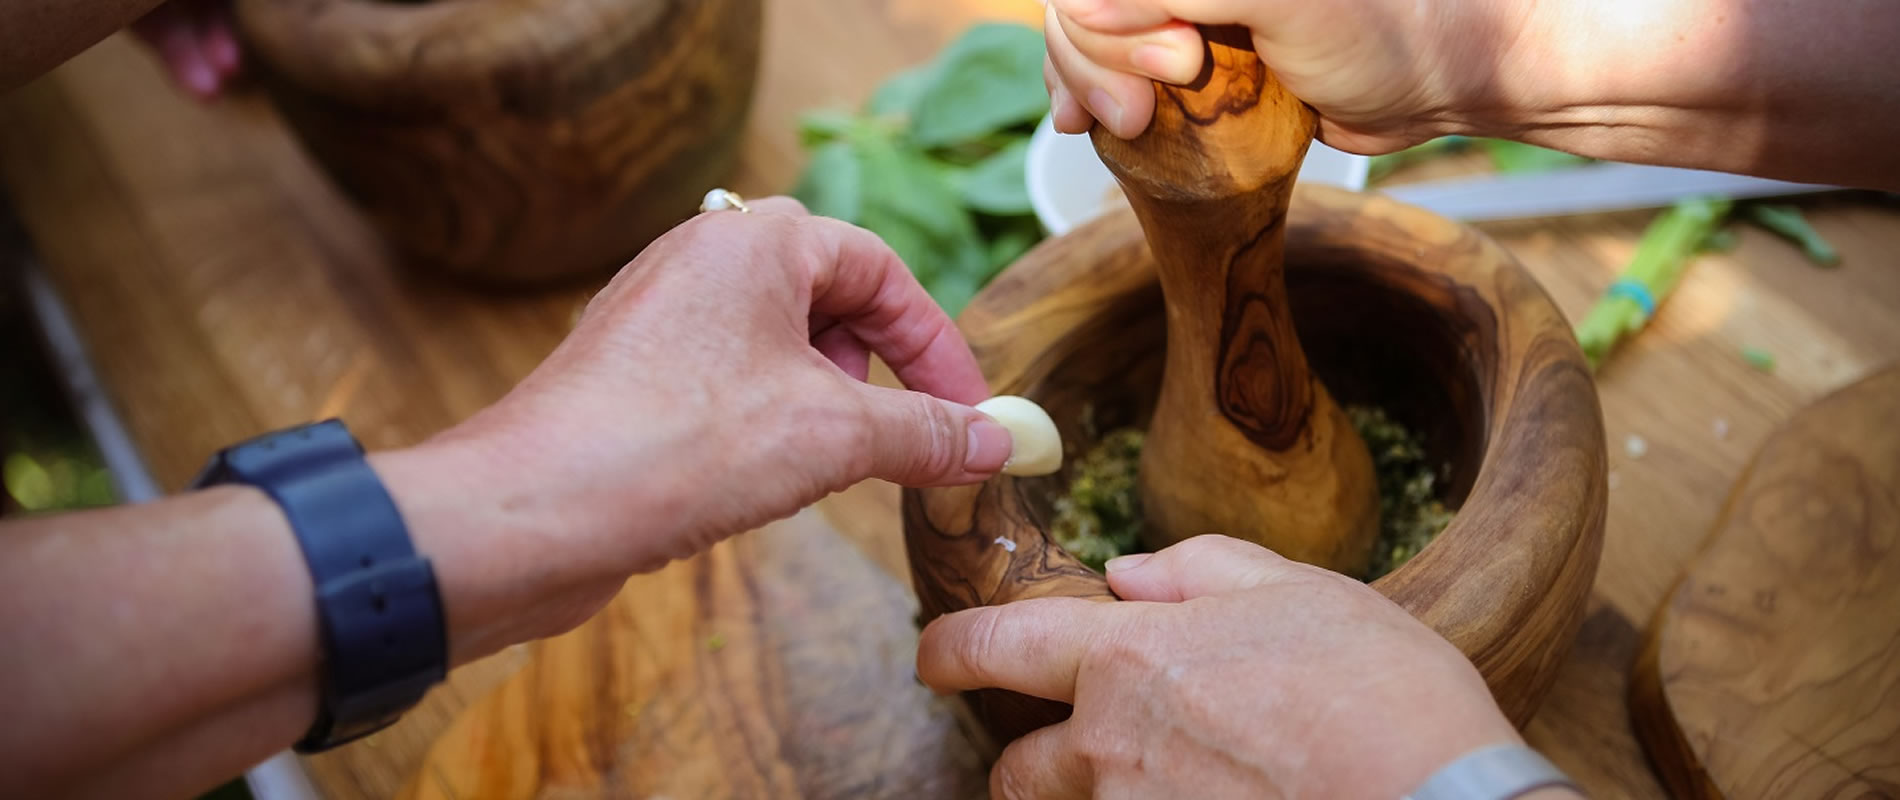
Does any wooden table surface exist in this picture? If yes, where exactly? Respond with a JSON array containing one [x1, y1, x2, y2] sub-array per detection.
[[5, 0, 1899, 796]]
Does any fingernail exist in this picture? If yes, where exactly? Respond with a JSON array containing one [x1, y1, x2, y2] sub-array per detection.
[[1052, 85, 1090, 135], [210, 36, 241, 73], [1104, 553, 1152, 573], [965, 419, 1013, 473], [914, 669, 954, 696], [1086, 88, 1125, 136], [1132, 43, 1196, 84], [184, 61, 218, 98]]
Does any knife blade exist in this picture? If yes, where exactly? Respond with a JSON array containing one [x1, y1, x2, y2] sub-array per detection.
[[1378, 162, 1838, 222]]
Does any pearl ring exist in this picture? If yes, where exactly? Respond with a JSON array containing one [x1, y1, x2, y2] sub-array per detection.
[[699, 188, 751, 214]]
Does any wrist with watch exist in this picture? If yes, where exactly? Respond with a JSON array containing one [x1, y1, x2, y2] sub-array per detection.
[[191, 418, 445, 752]]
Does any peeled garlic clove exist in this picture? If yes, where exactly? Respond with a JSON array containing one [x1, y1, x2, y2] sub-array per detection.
[[975, 395, 1063, 477]]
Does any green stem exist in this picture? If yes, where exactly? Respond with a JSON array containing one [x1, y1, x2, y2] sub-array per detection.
[[1746, 204, 1840, 267], [1575, 196, 1735, 368]]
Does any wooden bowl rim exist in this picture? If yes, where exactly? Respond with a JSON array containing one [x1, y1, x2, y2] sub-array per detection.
[[235, 0, 703, 111]]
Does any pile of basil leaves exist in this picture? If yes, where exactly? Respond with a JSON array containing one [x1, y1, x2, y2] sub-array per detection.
[[793, 23, 1049, 316]]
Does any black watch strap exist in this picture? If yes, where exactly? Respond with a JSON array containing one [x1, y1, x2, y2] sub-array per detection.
[[191, 419, 447, 752]]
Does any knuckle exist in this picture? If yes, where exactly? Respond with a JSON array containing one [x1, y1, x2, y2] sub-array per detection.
[[577, 284, 613, 321], [780, 211, 830, 244], [1177, 533, 1287, 573], [1170, 534, 1221, 558], [1188, 533, 1252, 556], [771, 216, 815, 262], [990, 757, 1036, 800], [1162, 533, 1236, 569], [809, 393, 879, 482], [834, 393, 881, 478], [665, 215, 759, 273], [1082, 616, 1159, 678], [1074, 725, 1137, 774], [951, 606, 1009, 682], [1288, 561, 1356, 593], [767, 195, 810, 215], [898, 397, 963, 480], [784, 217, 844, 284]]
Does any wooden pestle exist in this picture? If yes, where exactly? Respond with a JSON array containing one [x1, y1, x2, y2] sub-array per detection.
[[1090, 26, 1380, 575]]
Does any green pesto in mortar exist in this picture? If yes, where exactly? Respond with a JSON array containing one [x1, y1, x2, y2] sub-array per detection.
[[1048, 428, 1146, 571], [1048, 406, 1453, 580], [1347, 406, 1456, 579]]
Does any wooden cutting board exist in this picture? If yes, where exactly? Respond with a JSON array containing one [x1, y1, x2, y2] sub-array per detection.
[[396, 505, 990, 800], [1630, 365, 1900, 799]]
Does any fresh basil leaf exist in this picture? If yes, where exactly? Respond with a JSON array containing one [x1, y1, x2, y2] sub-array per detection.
[[792, 140, 864, 222], [859, 207, 945, 281], [985, 214, 1043, 271], [955, 138, 1034, 215], [926, 268, 983, 318], [930, 131, 1026, 167], [854, 148, 991, 314], [950, 225, 1008, 314], [867, 63, 938, 119], [856, 135, 977, 245], [1480, 139, 1591, 174], [807, 22, 1049, 315], [910, 23, 1049, 148], [798, 109, 858, 146], [862, 208, 989, 315], [953, 225, 996, 275]]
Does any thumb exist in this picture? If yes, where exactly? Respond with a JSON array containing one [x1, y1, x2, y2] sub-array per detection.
[[851, 383, 1013, 487], [1104, 534, 1298, 601]]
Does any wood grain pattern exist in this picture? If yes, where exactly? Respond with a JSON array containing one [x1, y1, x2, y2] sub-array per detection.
[[1630, 366, 1900, 799], [906, 184, 1608, 742], [395, 509, 990, 800], [236, 0, 763, 285], [1090, 27, 1380, 574], [6, 1, 1900, 796]]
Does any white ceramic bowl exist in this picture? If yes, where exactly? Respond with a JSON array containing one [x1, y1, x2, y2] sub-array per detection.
[[1025, 115, 1371, 236]]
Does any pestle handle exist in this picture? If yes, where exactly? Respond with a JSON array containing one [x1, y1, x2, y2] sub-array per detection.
[[1091, 27, 1321, 452], [1089, 26, 1379, 574], [1090, 26, 1321, 453]]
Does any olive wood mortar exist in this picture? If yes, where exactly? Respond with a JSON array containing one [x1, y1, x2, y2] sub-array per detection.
[[903, 32, 1606, 746], [236, 0, 761, 285]]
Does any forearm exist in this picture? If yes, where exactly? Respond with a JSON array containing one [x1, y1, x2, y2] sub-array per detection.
[[1, 0, 165, 91], [1476, 0, 1900, 189], [0, 484, 316, 792], [63, 681, 313, 799], [0, 438, 594, 795]]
